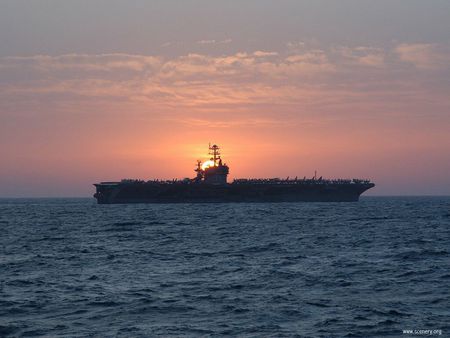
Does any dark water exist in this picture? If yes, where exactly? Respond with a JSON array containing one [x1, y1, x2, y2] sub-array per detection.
[[1, 197, 449, 337]]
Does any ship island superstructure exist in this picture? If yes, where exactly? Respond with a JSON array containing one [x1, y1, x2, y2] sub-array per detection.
[[94, 144, 374, 204]]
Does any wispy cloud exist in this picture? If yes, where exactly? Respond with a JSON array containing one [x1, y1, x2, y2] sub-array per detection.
[[170, 117, 291, 128], [1, 43, 449, 118], [395, 43, 450, 70], [1, 53, 162, 73], [197, 38, 232, 45], [253, 51, 279, 57], [333, 46, 385, 67]]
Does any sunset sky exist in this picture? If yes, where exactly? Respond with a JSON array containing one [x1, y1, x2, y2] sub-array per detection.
[[1, 0, 449, 197]]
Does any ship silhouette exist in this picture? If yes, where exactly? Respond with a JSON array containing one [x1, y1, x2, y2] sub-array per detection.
[[94, 144, 374, 204]]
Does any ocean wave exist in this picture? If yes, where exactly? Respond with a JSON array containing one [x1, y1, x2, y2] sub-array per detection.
[[1, 196, 449, 336]]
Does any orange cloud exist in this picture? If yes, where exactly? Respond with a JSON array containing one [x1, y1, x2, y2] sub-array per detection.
[[1, 45, 449, 116]]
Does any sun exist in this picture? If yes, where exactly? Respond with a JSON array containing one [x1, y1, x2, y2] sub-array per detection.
[[201, 160, 215, 170]]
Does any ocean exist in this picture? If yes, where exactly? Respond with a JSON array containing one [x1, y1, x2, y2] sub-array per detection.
[[1, 197, 449, 337]]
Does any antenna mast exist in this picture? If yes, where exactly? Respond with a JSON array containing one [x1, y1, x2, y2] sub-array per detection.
[[209, 144, 221, 167]]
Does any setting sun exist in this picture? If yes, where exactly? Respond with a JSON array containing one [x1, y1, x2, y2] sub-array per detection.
[[201, 160, 215, 170]]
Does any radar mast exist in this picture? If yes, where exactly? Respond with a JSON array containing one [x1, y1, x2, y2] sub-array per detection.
[[209, 144, 221, 167]]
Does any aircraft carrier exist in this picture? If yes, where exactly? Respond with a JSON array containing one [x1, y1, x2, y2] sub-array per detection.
[[94, 144, 374, 204]]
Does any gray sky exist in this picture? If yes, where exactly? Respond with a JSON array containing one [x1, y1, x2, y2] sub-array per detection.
[[2, 0, 450, 57]]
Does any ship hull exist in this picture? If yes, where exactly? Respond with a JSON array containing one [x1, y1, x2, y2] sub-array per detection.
[[94, 182, 375, 204]]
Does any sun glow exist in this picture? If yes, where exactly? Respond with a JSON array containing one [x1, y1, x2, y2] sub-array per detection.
[[201, 160, 215, 170]]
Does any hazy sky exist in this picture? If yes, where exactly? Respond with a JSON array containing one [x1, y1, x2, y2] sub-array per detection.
[[1, 0, 449, 196]]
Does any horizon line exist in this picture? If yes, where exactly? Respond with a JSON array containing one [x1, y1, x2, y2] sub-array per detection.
[[1, 195, 449, 199]]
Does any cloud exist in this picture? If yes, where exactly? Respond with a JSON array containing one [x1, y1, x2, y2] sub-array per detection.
[[358, 53, 384, 67], [286, 50, 328, 64], [1, 53, 162, 74], [333, 46, 385, 67], [1, 43, 449, 118], [287, 41, 306, 49], [197, 40, 217, 45], [395, 43, 450, 69], [154, 50, 334, 84], [253, 51, 279, 57], [171, 117, 290, 128], [197, 39, 232, 45]]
